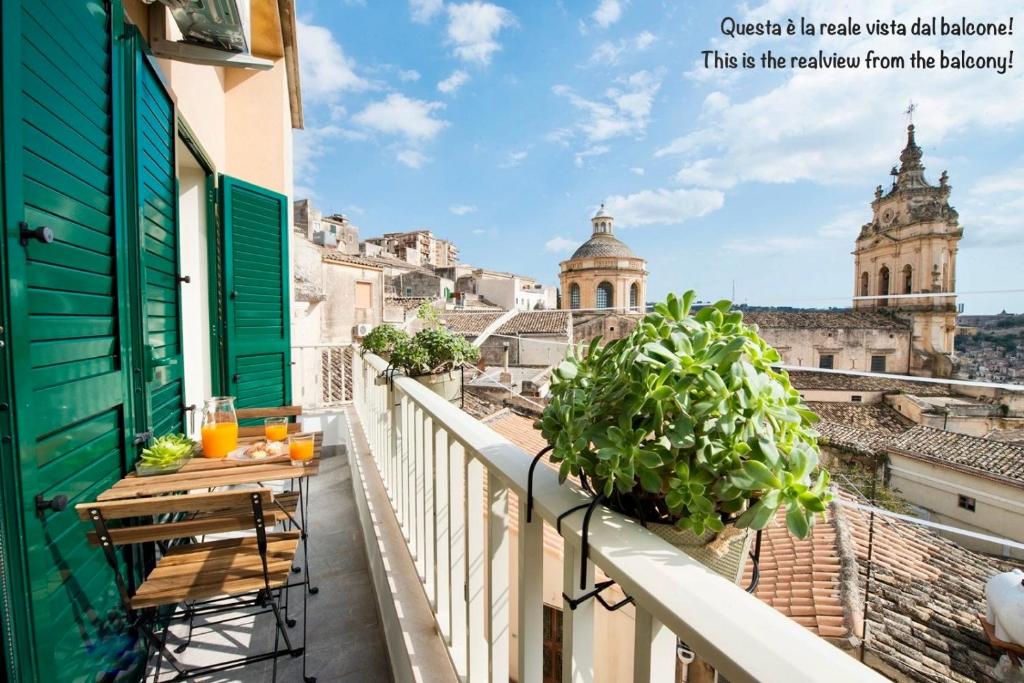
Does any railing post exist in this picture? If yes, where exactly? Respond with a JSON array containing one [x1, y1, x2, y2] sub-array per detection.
[[466, 457, 488, 682], [633, 606, 675, 683], [434, 425, 451, 641], [563, 543, 595, 683], [488, 472, 510, 683], [449, 441, 468, 678], [413, 404, 425, 579], [517, 490, 544, 683]]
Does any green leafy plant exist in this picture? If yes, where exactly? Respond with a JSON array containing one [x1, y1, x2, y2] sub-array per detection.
[[361, 322, 480, 376], [537, 291, 830, 539], [361, 324, 409, 357], [139, 433, 194, 469]]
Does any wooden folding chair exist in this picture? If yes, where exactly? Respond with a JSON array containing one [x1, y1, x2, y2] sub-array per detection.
[[77, 489, 314, 681]]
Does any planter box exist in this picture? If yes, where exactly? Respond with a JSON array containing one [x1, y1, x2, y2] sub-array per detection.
[[647, 522, 752, 584], [414, 370, 462, 403]]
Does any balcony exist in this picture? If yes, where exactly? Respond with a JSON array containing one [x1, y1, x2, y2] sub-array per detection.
[[297, 352, 886, 682]]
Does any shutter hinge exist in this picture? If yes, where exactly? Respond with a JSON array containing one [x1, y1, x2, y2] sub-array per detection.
[[133, 430, 154, 446]]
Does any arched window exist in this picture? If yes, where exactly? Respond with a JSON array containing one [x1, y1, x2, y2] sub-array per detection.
[[902, 265, 913, 294], [569, 283, 580, 309], [596, 282, 613, 309], [878, 266, 890, 307], [629, 282, 639, 310], [860, 272, 869, 297]]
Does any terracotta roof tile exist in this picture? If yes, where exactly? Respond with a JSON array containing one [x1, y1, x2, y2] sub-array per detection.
[[888, 426, 1024, 486], [808, 402, 914, 455], [742, 310, 910, 330], [496, 311, 571, 335], [786, 369, 954, 396], [441, 311, 503, 335]]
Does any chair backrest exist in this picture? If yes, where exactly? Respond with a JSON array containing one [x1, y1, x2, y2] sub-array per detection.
[[76, 488, 273, 547]]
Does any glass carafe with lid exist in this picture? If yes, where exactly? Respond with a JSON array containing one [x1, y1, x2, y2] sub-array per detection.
[[200, 397, 238, 459]]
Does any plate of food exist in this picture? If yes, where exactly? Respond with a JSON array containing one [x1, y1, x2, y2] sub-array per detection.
[[229, 440, 289, 461]]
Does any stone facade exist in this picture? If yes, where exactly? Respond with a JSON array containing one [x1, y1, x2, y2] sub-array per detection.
[[853, 124, 962, 377], [559, 206, 647, 312]]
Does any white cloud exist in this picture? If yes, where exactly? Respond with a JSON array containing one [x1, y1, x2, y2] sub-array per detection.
[[589, 31, 656, 65], [472, 228, 487, 235], [574, 145, 610, 167], [722, 208, 867, 254], [352, 94, 448, 142], [591, 0, 624, 28], [545, 236, 578, 253], [438, 69, 470, 94], [410, 0, 444, 23], [450, 204, 477, 215], [721, 236, 817, 255], [630, 167, 645, 176], [673, 159, 735, 190], [499, 149, 528, 167], [398, 69, 421, 82], [446, 2, 516, 65], [553, 70, 661, 143], [296, 20, 370, 101], [293, 125, 368, 191], [962, 165, 1024, 246], [397, 150, 430, 168], [604, 188, 724, 227]]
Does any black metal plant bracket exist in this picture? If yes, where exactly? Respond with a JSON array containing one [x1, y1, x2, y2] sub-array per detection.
[[525, 446, 553, 523], [745, 528, 763, 594], [562, 579, 635, 612]]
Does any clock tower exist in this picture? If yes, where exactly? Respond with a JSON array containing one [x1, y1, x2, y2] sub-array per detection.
[[852, 124, 963, 377]]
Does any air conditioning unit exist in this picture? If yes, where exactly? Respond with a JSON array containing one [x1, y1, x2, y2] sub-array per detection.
[[147, 0, 273, 70], [354, 324, 373, 338]]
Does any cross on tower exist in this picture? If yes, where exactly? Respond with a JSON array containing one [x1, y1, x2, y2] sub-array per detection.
[[904, 100, 917, 125]]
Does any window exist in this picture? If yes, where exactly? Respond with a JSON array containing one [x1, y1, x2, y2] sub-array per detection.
[[355, 281, 372, 310], [860, 271, 869, 297], [818, 354, 835, 369], [596, 281, 613, 309], [542, 605, 563, 683], [903, 264, 913, 294], [877, 266, 890, 307], [870, 355, 887, 373], [405, 287, 413, 296], [569, 283, 580, 309], [851, 395, 863, 402], [958, 495, 976, 512], [629, 282, 639, 310]]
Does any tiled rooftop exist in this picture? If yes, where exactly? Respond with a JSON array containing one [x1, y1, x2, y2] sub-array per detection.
[[888, 425, 1024, 487], [385, 296, 435, 311], [742, 310, 911, 330], [441, 310, 503, 335], [786, 369, 954, 396], [321, 251, 385, 269], [496, 310, 571, 335], [808, 402, 914, 456]]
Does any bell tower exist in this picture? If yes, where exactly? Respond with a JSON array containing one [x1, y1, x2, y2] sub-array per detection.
[[852, 123, 963, 377]]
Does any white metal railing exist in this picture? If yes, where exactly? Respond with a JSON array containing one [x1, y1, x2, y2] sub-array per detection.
[[292, 344, 355, 410], [352, 352, 886, 682]]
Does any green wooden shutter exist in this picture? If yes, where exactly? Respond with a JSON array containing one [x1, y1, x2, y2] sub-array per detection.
[[128, 32, 185, 439], [1, 1, 139, 681], [220, 176, 291, 413]]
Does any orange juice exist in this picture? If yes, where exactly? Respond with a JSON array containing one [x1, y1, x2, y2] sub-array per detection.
[[289, 438, 315, 464], [265, 424, 288, 442], [201, 422, 238, 458]]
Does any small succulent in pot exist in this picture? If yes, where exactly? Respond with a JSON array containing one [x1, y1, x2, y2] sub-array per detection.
[[538, 291, 830, 539]]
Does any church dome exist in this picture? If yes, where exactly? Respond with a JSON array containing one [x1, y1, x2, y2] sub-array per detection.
[[569, 233, 637, 259]]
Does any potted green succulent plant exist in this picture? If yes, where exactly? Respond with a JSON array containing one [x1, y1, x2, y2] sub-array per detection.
[[537, 291, 830, 582], [361, 304, 480, 401]]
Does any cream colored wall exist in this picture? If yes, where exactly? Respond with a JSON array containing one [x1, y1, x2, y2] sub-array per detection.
[[322, 263, 384, 344], [758, 326, 912, 373], [887, 453, 1024, 559]]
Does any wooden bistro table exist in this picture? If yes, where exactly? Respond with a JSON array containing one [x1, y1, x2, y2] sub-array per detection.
[[97, 449, 322, 597]]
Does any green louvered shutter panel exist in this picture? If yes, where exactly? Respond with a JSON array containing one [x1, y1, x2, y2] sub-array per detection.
[[221, 176, 291, 415], [1, 1, 140, 681], [130, 34, 185, 439]]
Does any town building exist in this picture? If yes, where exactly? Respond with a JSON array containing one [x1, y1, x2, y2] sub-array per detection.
[[294, 198, 359, 253], [559, 205, 648, 312], [456, 268, 558, 311], [365, 229, 460, 268]]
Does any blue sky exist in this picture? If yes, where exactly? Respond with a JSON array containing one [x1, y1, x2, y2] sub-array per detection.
[[294, 0, 1023, 314]]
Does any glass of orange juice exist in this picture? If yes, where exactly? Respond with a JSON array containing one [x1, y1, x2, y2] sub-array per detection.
[[200, 397, 238, 459], [289, 433, 315, 467], [265, 417, 289, 442]]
